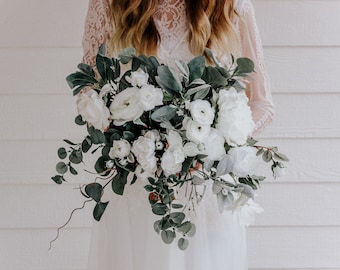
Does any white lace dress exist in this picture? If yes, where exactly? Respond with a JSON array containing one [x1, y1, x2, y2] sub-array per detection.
[[82, 0, 274, 269]]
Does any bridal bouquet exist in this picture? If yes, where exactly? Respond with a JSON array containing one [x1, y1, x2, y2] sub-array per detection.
[[51, 45, 288, 250]]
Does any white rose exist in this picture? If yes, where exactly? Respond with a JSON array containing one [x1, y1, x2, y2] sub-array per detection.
[[228, 146, 259, 177], [185, 118, 211, 143], [132, 136, 155, 159], [216, 88, 255, 145], [125, 69, 149, 87], [109, 87, 144, 126], [109, 139, 131, 159], [137, 85, 163, 111], [189, 100, 215, 126], [202, 128, 226, 161], [77, 89, 110, 131]]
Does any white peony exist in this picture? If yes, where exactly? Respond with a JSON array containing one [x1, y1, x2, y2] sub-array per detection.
[[109, 87, 144, 126], [228, 146, 259, 177], [132, 135, 155, 159], [77, 89, 110, 131], [137, 85, 163, 111], [189, 100, 215, 126], [109, 139, 131, 159], [202, 128, 226, 161], [216, 88, 255, 145], [125, 69, 149, 87], [185, 118, 211, 144]]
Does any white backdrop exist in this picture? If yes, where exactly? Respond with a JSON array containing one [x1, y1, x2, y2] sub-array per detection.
[[1, 0, 340, 269]]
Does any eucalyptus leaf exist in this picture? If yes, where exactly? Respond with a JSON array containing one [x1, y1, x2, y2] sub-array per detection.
[[175, 59, 189, 77], [171, 203, 184, 209], [85, 183, 103, 203], [111, 169, 128, 195], [262, 150, 273, 162], [57, 147, 67, 159], [56, 162, 68, 174], [93, 201, 109, 221], [169, 212, 185, 224], [51, 175, 64, 184], [216, 155, 232, 177], [82, 136, 92, 153], [69, 165, 78, 175], [178, 238, 189, 250], [75, 115, 86, 125], [77, 63, 95, 77], [154, 220, 162, 234], [151, 106, 178, 122], [152, 203, 168, 216], [161, 230, 176, 244], [155, 66, 182, 96], [95, 156, 110, 174], [63, 139, 77, 146], [118, 47, 136, 64], [188, 56, 206, 82], [193, 87, 210, 100], [69, 149, 83, 164], [184, 84, 210, 99], [88, 127, 105, 144], [274, 152, 289, 162], [236, 57, 255, 74]]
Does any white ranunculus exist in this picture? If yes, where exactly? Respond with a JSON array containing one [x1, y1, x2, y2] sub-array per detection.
[[77, 89, 110, 131], [202, 128, 226, 161], [161, 150, 183, 176], [109, 139, 131, 159], [137, 85, 163, 111], [228, 146, 259, 177], [183, 142, 201, 157], [185, 118, 211, 144], [109, 87, 144, 126], [189, 100, 215, 126], [216, 88, 255, 145], [132, 136, 155, 159], [161, 130, 185, 176], [125, 69, 149, 87]]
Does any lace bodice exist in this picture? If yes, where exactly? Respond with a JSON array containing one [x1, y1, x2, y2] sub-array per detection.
[[82, 0, 274, 135]]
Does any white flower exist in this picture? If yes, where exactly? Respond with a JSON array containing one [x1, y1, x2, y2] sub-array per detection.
[[273, 166, 286, 178], [228, 146, 259, 177], [137, 85, 163, 111], [189, 100, 215, 126], [109, 87, 144, 126], [185, 118, 211, 144], [183, 142, 201, 157], [109, 139, 131, 159], [161, 130, 185, 176], [235, 197, 264, 226], [77, 89, 110, 131], [138, 155, 157, 173], [135, 165, 155, 183], [216, 88, 255, 145], [202, 128, 226, 161], [125, 69, 149, 87], [144, 130, 161, 142], [132, 136, 155, 159]]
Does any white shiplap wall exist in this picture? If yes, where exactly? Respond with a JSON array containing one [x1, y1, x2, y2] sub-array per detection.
[[0, 0, 339, 269]]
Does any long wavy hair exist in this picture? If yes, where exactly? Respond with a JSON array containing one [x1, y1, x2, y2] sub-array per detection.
[[109, 0, 240, 57]]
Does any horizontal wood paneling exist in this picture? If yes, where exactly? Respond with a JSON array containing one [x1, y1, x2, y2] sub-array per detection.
[[248, 227, 340, 268], [0, 228, 91, 270], [0, 0, 87, 47], [254, 0, 340, 46]]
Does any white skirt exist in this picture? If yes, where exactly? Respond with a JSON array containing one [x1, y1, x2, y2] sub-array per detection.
[[87, 180, 248, 270]]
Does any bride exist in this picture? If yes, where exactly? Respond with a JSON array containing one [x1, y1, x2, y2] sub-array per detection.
[[82, 0, 274, 269]]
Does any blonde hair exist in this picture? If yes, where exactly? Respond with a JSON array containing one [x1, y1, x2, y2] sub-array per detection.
[[109, 0, 239, 57]]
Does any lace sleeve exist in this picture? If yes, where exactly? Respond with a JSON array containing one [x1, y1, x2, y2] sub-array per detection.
[[236, 0, 275, 136], [82, 0, 113, 65]]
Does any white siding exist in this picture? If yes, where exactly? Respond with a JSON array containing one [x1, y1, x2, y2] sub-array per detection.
[[0, 0, 339, 269]]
